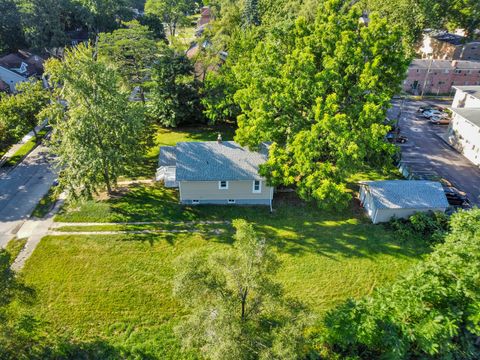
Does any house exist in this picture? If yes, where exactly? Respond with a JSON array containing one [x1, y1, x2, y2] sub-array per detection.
[[157, 138, 274, 208], [403, 59, 480, 95], [359, 180, 449, 224], [418, 31, 480, 61], [0, 51, 45, 93], [0, 66, 27, 92], [446, 86, 480, 166]]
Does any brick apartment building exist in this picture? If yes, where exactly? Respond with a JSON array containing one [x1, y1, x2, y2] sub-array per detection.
[[403, 59, 480, 95]]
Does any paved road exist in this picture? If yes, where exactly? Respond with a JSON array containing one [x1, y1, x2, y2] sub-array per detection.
[[0, 144, 56, 247], [390, 99, 480, 206]]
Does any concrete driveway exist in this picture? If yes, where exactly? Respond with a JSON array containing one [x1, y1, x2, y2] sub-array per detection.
[[389, 99, 480, 206], [0, 144, 56, 247]]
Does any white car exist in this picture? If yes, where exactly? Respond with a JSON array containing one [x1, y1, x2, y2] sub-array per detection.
[[422, 109, 444, 118]]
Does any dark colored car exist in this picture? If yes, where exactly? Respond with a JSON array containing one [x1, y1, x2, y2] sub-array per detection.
[[386, 133, 407, 143], [443, 186, 469, 206], [417, 105, 445, 113]]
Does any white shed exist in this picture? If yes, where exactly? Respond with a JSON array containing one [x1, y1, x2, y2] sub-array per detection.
[[359, 180, 449, 224]]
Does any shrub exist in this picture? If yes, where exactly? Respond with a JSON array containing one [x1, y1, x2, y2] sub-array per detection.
[[387, 211, 448, 244]]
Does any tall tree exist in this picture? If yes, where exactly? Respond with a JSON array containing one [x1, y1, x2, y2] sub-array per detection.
[[322, 209, 480, 359], [44, 44, 146, 197], [98, 20, 158, 104], [0, 0, 25, 53], [148, 46, 200, 127], [16, 0, 71, 50], [144, 0, 198, 38], [229, 0, 409, 209], [174, 219, 311, 360]]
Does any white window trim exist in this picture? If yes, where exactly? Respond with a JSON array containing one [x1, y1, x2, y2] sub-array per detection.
[[218, 181, 228, 190], [252, 180, 262, 193]]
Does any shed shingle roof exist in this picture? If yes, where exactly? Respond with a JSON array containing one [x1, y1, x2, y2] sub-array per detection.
[[175, 141, 269, 181], [362, 180, 449, 210]]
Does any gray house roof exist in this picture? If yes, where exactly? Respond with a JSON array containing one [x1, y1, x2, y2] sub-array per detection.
[[453, 85, 480, 100], [158, 146, 177, 167], [175, 141, 269, 181], [451, 107, 480, 128], [361, 180, 449, 210]]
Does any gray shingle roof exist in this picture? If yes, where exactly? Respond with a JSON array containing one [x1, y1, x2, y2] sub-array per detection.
[[361, 180, 449, 210], [175, 141, 269, 181], [453, 85, 480, 100], [158, 146, 177, 167], [451, 107, 480, 127]]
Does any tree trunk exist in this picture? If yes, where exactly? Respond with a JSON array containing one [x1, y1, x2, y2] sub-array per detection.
[[103, 164, 113, 194], [32, 127, 39, 143], [241, 288, 248, 321]]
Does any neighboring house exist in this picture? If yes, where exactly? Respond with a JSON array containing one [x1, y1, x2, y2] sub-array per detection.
[[0, 66, 27, 92], [418, 31, 480, 61], [446, 86, 480, 166], [403, 59, 480, 95], [198, 6, 211, 27], [359, 180, 449, 224], [451, 85, 480, 108], [0, 50, 45, 93], [157, 139, 274, 208]]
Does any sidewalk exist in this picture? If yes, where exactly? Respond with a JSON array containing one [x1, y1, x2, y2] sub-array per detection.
[[0, 119, 48, 167], [11, 196, 65, 272]]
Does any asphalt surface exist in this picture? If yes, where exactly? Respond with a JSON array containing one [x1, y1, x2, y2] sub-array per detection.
[[389, 99, 480, 206], [0, 144, 56, 247]]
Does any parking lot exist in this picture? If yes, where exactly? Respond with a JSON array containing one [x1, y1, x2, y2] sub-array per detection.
[[389, 98, 480, 206]]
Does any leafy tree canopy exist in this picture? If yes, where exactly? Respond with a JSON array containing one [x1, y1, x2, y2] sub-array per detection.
[[44, 44, 147, 198], [222, 0, 409, 209], [322, 208, 480, 359], [174, 219, 311, 360]]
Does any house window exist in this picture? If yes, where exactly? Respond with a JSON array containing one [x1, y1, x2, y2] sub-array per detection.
[[192, 200, 200, 205], [228, 199, 236, 204], [252, 180, 261, 193], [219, 181, 228, 190]]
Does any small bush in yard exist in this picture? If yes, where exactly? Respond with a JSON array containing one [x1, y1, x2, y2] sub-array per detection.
[[388, 211, 449, 244]]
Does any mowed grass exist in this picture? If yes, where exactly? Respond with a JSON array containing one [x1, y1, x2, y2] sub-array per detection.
[[29, 185, 427, 358], [23, 126, 416, 357]]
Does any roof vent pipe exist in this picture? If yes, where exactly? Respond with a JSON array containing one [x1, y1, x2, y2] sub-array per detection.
[[217, 133, 222, 143]]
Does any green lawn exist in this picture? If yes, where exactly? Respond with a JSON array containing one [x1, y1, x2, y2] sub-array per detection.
[[20, 126, 416, 358], [28, 184, 427, 358], [3, 129, 48, 168]]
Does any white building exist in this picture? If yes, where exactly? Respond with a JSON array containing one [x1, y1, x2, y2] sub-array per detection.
[[448, 86, 480, 166], [359, 181, 449, 224], [0, 65, 27, 92]]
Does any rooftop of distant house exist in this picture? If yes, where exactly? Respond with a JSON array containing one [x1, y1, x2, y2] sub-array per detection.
[[450, 107, 480, 128], [453, 85, 480, 100]]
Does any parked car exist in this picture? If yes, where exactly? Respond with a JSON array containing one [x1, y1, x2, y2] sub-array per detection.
[[386, 133, 408, 143], [422, 109, 445, 118], [429, 116, 451, 125], [417, 105, 444, 113], [443, 186, 469, 206]]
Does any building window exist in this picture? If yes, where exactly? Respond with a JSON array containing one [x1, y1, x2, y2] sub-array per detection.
[[192, 200, 200, 205], [219, 181, 228, 190], [252, 180, 261, 193], [228, 199, 236, 204]]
